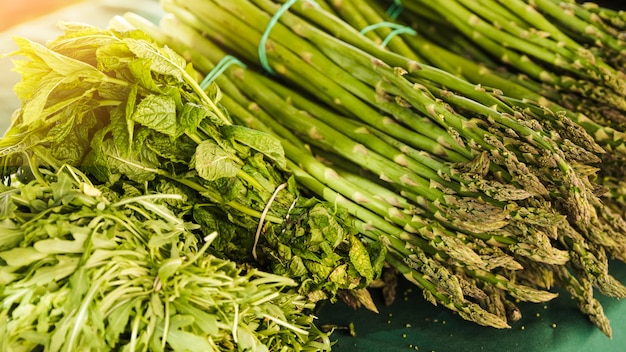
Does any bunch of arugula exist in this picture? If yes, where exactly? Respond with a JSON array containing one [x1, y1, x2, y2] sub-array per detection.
[[0, 166, 331, 351], [0, 23, 385, 302]]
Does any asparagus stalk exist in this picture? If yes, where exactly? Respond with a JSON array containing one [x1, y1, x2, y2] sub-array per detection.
[[137, 0, 626, 335], [133, 11, 575, 328]]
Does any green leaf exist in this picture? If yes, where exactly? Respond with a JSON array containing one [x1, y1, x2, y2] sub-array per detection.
[[128, 58, 162, 93], [95, 41, 134, 72], [20, 73, 70, 126], [173, 303, 219, 336], [222, 125, 287, 168], [178, 102, 207, 137], [33, 238, 85, 254], [146, 133, 196, 163], [236, 324, 258, 350], [124, 38, 187, 80], [158, 258, 184, 283], [348, 234, 374, 283], [110, 103, 131, 156], [163, 326, 214, 352], [12, 36, 104, 79], [99, 137, 157, 183], [11, 58, 50, 101], [0, 219, 22, 250], [50, 130, 86, 164], [367, 240, 387, 276], [0, 188, 18, 220], [131, 94, 177, 137], [192, 140, 241, 181], [21, 256, 80, 287], [105, 300, 134, 345], [0, 247, 47, 267]]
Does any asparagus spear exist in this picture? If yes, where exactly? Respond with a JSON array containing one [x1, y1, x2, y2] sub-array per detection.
[[129, 2, 619, 336]]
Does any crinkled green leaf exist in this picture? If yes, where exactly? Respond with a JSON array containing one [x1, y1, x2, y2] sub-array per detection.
[[99, 137, 157, 183], [12, 36, 104, 79], [124, 38, 187, 79], [128, 57, 161, 92], [193, 140, 241, 181], [109, 102, 131, 156], [95, 41, 134, 72], [178, 102, 207, 137], [348, 234, 374, 282], [222, 125, 287, 169], [145, 132, 196, 163], [50, 131, 86, 164], [131, 94, 177, 137]]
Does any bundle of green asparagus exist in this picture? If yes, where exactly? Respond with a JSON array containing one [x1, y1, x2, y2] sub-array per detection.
[[123, 0, 626, 336], [368, 0, 626, 214], [0, 23, 385, 304]]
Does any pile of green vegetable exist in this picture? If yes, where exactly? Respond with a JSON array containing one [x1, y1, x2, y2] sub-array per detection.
[[0, 22, 384, 351], [2, 0, 626, 349], [113, 0, 626, 338], [0, 166, 330, 351]]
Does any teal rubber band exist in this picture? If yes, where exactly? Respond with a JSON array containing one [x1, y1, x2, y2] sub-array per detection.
[[200, 55, 246, 89], [386, 0, 403, 20], [360, 22, 416, 48], [258, 0, 319, 74]]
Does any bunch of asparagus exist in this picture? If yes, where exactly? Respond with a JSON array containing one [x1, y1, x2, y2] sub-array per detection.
[[371, 0, 626, 215], [118, 0, 626, 337]]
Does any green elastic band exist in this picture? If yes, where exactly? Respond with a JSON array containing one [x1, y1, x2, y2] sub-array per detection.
[[258, 0, 318, 74], [386, 0, 403, 20], [360, 22, 416, 48], [200, 55, 246, 89]]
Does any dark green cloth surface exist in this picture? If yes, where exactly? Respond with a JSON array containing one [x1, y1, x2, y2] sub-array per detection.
[[317, 261, 626, 352]]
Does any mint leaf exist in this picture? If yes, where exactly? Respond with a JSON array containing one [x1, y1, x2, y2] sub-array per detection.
[[222, 125, 287, 168], [131, 94, 177, 137], [124, 38, 187, 79], [178, 102, 207, 137], [12, 37, 104, 78], [128, 58, 161, 92], [95, 41, 134, 72], [193, 140, 241, 181], [349, 234, 375, 283]]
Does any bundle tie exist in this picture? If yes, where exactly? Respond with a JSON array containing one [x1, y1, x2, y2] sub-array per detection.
[[252, 183, 288, 260], [200, 55, 247, 89], [360, 21, 417, 48], [258, 0, 319, 74], [386, 0, 403, 20]]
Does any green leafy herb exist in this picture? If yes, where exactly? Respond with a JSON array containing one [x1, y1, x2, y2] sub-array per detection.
[[0, 167, 331, 351]]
